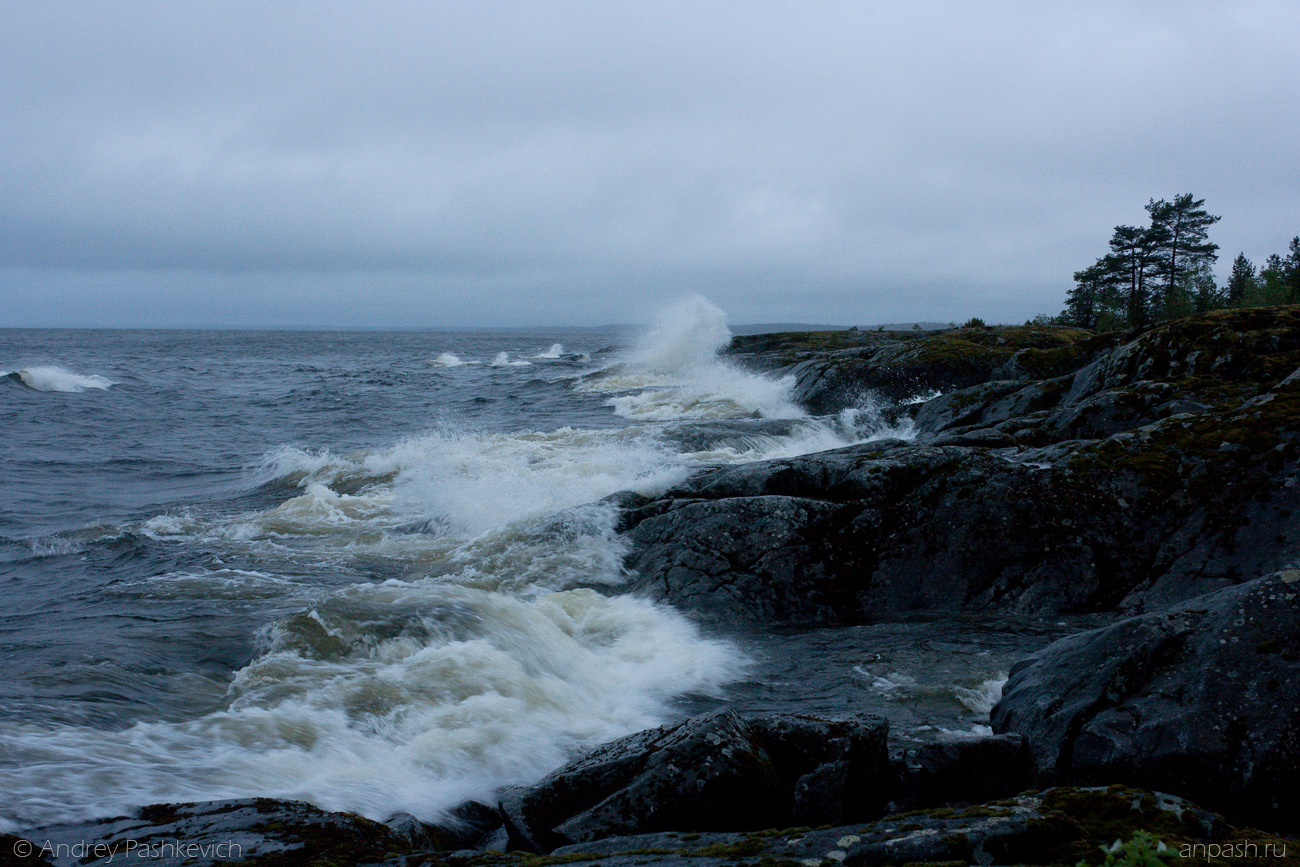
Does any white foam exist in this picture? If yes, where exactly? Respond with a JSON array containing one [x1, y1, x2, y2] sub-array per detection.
[[6, 365, 116, 392], [246, 427, 689, 544], [431, 353, 478, 367], [490, 352, 531, 368], [0, 585, 743, 827], [533, 343, 565, 359], [580, 296, 805, 421], [952, 675, 1008, 716], [900, 389, 942, 406]]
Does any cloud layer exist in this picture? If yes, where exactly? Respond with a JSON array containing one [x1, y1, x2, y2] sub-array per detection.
[[2, 1, 1297, 326]]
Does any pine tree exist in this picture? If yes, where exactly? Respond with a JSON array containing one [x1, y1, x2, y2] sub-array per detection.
[[1253, 254, 1290, 305], [1145, 194, 1220, 319], [1106, 223, 1166, 327], [1225, 253, 1257, 304], [1286, 236, 1300, 302]]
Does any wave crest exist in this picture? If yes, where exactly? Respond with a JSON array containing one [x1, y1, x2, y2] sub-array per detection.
[[4, 366, 116, 392]]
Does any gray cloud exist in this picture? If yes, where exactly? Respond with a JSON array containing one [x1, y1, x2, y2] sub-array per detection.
[[2, 1, 1298, 326]]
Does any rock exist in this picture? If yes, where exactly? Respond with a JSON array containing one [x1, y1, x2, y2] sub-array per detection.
[[551, 786, 1238, 867], [893, 733, 1032, 811], [992, 570, 1300, 832], [0, 834, 57, 866], [498, 709, 889, 852], [621, 308, 1300, 624], [726, 324, 1107, 414], [385, 799, 501, 851], [19, 798, 414, 867], [622, 440, 1129, 623]]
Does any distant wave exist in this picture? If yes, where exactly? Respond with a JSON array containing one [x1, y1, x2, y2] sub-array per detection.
[[429, 353, 479, 367], [532, 343, 565, 359], [490, 352, 531, 368], [3, 366, 116, 392]]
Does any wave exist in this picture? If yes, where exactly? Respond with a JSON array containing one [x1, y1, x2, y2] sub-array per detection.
[[579, 296, 804, 421], [0, 583, 743, 827], [430, 353, 478, 367], [490, 352, 531, 368], [532, 343, 564, 359], [3, 366, 116, 392], [4, 411, 752, 826], [0, 300, 925, 830]]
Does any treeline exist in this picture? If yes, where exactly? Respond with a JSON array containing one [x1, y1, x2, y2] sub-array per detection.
[[1057, 193, 1300, 331]]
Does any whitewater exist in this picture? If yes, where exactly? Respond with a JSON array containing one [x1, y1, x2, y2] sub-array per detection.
[[0, 299, 1027, 834]]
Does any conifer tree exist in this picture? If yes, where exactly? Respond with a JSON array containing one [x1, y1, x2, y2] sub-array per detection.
[[1145, 194, 1220, 316], [1225, 253, 1257, 304]]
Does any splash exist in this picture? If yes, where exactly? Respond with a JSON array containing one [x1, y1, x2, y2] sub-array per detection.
[[532, 343, 564, 359], [580, 296, 804, 421], [4, 366, 116, 392], [490, 352, 532, 368], [0, 584, 743, 826], [430, 353, 478, 367], [2, 418, 747, 827]]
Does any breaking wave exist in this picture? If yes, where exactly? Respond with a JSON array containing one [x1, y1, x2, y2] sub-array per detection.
[[490, 352, 531, 368], [4, 366, 116, 392], [579, 296, 804, 421]]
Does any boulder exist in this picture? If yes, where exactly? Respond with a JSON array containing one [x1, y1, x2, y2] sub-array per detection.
[[893, 733, 1032, 811], [19, 798, 414, 867], [992, 569, 1300, 832], [498, 709, 889, 853]]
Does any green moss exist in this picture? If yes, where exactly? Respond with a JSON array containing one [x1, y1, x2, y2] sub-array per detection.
[[694, 836, 769, 858]]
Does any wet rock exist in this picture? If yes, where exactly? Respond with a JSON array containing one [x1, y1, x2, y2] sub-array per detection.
[[385, 800, 501, 851], [20, 798, 413, 867], [498, 709, 888, 853], [726, 324, 1107, 414], [992, 570, 1300, 832], [550, 786, 1237, 867], [623, 441, 1126, 623], [0, 834, 57, 866], [893, 733, 1032, 811], [623, 308, 1300, 624]]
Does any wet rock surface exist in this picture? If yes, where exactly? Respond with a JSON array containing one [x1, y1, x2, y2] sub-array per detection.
[[545, 787, 1255, 867], [498, 710, 889, 853], [17, 798, 417, 867], [725, 324, 1110, 413], [993, 569, 1300, 833]]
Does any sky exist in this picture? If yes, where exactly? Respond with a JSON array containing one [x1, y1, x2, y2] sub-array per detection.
[[1, 1, 1298, 328]]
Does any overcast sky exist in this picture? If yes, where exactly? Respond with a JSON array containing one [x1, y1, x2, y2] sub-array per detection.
[[1, 1, 1297, 328]]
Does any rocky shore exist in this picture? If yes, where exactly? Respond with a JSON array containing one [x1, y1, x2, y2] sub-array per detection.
[[9, 307, 1300, 866]]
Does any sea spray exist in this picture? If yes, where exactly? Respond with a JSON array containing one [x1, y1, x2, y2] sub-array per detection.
[[490, 352, 531, 368], [3, 366, 116, 392], [580, 296, 805, 421]]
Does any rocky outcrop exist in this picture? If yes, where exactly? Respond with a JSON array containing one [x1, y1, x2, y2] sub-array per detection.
[[498, 710, 889, 853], [550, 786, 1239, 867], [991, 569, 1300, 833], [893, 733, 1032, 811], [621, 307, 1300, 623], [19, 798, 419, 867], [726, 323, 1109, 413]]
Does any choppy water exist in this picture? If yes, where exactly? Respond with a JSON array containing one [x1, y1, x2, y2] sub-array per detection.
[[0, 297, 1074, 832]]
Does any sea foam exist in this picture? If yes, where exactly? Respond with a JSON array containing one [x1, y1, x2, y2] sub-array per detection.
[[4, 366, 116, 392]]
